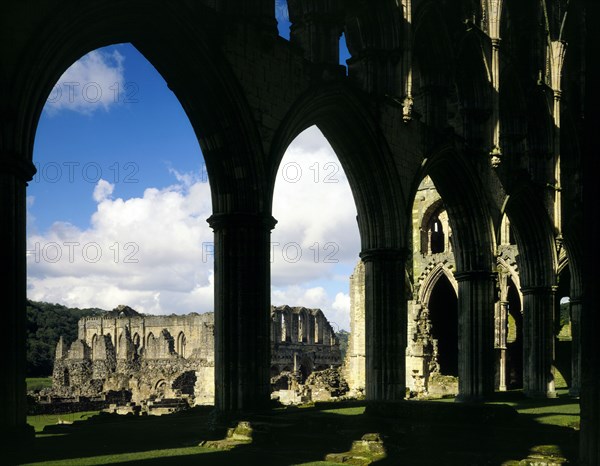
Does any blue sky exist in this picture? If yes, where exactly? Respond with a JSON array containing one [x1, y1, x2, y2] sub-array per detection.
[[27, 9, 358, 331]]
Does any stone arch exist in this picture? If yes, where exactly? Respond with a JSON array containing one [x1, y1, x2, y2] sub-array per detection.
[[297, 309, 308, 343], [269, 86, 406, 252], [279, 310, 289, 342], [505, 189, 557, 288], [15, 2, 267, 214], [91, 334, 98, 360], [298, 355, 314, 383], [415, 145, 496, 273], [427, 272, 459, 377], [155, 379, 167, 396], [176, 331, 187, 358], [118, 332, 126, 354], [419, 263, 458, 306], [505, 274, 524, 389], [132, 333, 141, 352], [420, 197, 448, 255], [146, 332, 155, 348]]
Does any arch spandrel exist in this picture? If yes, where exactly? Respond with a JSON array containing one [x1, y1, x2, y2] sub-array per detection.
[[10, 1, 269, 213], [268, 85, 409, 251]]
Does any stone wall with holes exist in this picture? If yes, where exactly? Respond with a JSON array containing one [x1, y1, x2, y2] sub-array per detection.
[[52, 304, 341, 407]]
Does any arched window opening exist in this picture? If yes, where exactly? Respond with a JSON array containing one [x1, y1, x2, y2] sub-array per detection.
[[506, 278, 523, 389], [132, 333, 141, 354], [280, 313, 287, 342], [91, 334, 98, 360], [27, 42, 212, 390], [554, 265, 572, 389], [428, 274, 458, 376], [430, 217, 445, 253], [271, 126, 359, 339], [177, 332, 187, 358]]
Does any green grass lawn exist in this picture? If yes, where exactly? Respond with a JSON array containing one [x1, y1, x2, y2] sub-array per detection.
[[27, 411, 100, 433], [431, 388, 581, 429], [26, 377, 53, 392], [12, 395, 580, 466]]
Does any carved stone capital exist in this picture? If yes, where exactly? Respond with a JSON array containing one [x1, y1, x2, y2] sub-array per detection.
[[207, 212, 277, 232], [0, 154, 37, 182]]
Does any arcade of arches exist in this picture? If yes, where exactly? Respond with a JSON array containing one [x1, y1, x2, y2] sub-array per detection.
[[1, 1, 597, 464]]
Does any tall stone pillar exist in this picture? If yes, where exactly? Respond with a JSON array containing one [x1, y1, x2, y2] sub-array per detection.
[[495, 300, 508, 391], [522, 287, 556, 398], [569, 297, 581, 397], [454, 271, 496, 401], [359, 248, 407, 401], [0, 158, 36, 444], [207, 212, 276, 411]]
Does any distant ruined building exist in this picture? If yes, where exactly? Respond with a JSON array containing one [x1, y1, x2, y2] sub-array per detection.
[[52, 305, 342, 409]]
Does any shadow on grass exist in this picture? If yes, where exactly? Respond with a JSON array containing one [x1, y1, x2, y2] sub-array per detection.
[[11, 396, 579, 466]]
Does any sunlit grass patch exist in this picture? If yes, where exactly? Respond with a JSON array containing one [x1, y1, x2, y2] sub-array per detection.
[[26, 377, 53, 392], [28, 411, 99, 432]]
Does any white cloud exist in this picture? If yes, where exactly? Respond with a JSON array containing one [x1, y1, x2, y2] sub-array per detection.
[[27, 176, 214, 315], [93, 179, 115, 202], [271, 126, 360, 283], [45, 49, 126, 115], [27, 126, 359, 330]]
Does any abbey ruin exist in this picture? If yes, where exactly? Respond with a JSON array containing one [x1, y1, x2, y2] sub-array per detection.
[[50, 305, 343, 411], [345, 177, 574, 399], [3, 1, 597, 464]]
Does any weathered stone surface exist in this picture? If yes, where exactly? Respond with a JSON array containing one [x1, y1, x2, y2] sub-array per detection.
[[51, 305, 343, 410], [325, 432, 387, 465]]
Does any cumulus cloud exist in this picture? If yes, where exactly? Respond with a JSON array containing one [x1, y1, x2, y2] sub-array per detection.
[[270, 126, 360, 329], [271, 126, 360, 284], [45, 49, 126, 115], [27, 176, 214, 315], [93, 179, 115, 202], [27, 127, 359, 329]]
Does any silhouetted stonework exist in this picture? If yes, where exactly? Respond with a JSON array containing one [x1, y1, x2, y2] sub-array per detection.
[[2, 2, 594, 461]]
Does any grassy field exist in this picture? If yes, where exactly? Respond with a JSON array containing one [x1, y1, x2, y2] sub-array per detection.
[[12, 393, 580, 466], [28, 411, 100, 433], [26, 377, 53, 392]]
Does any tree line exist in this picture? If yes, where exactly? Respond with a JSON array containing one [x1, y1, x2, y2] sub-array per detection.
[[26, 300, 104, 376]]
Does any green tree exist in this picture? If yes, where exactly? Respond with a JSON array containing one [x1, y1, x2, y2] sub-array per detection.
[[26, 300, 105, 376]]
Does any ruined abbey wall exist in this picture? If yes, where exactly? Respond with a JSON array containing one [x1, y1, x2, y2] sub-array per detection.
[[344, 179, 530, 398], [53, 305, 341, 406]]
